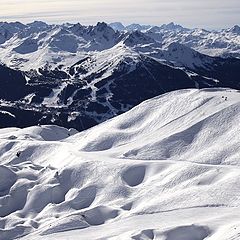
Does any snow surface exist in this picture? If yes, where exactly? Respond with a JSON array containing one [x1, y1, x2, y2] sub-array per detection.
[[0, 88, 240, 239]]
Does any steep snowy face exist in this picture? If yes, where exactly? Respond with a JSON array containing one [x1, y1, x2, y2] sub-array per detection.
[[161, 42, 214, 69], [0, 89, 240, 240], [84, 22, 120, 50]]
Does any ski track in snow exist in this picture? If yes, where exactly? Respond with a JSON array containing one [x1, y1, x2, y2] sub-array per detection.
[[0, 88, 239, 240]]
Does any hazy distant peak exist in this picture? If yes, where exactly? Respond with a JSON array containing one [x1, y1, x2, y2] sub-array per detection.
[[26, 21, 49, 29], [160, 22, 186, 31], [126, 23, 152, 31], [229, 24, 240, 34], [109, 22, 125, 31]]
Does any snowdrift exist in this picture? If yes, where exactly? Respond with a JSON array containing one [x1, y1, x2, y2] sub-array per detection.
[[70, 88, 240, 166], [0, 88, 239, 240]]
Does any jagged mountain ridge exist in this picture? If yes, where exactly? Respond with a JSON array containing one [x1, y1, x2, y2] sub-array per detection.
[[110, 22, 240, 58], [0, 21, 239, 71]]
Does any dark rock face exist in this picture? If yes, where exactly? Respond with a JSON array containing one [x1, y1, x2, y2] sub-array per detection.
[[0, 65, 27, 101], [194, 58, 240, 89], [0, 52, 239, 131]]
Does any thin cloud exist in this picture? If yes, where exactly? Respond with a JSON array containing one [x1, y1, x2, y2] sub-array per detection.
[[0, 0, 239, 29]]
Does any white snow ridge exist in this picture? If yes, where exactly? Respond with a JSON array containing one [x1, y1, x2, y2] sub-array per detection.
[[0, 88, 240, 240]]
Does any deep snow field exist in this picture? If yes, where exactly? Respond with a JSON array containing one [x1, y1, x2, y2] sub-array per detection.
[[0, 88, 240, 240]]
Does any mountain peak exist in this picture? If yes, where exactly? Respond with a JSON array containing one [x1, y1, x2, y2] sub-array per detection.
[[126, 23, 152, 31], [109, 22, 125, 31], [229, 25, 240, 34], [92, 22, 116, 36], [27, 21, 49, 29], [96, 22, 109, 31], [69, 23, 84, 34], [0, 21, 26, 30], [123, 30, 155, 46], [160, 22, 185, 31]]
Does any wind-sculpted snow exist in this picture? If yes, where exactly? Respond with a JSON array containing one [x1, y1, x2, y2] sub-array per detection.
[[0, 89, 239, 239]]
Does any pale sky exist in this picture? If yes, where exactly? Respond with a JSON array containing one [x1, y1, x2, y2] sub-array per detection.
[[1, 0, 239, 29]]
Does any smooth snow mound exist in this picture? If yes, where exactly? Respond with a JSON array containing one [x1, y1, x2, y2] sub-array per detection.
[[70, 88, 240, 165], [0, 88, 239, 240]]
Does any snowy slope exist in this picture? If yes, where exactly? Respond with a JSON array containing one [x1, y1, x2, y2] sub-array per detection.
[[0, 88, 239, 240], [6, 44, 238, 131]]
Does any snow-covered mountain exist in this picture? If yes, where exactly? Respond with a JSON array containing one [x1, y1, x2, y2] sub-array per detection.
[[0, 21, 240, 130], [1, 43, 240, 131], [0, 20, 240, 240], [110, 22, 240, 58], [0, 21, 123, 70], [0, 21, 239, 71], [0, 88, 239, 240]]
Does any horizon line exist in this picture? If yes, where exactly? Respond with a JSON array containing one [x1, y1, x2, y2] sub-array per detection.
[[0, 19, 238, 31]]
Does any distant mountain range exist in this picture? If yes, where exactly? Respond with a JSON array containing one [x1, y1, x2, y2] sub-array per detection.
[[0, 21, 239, 130]]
